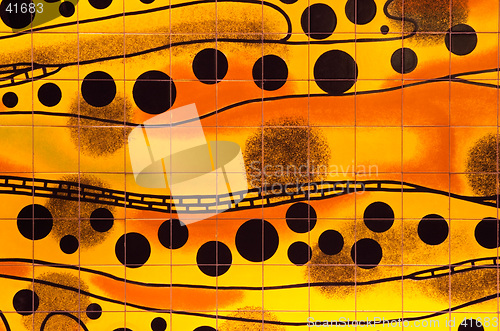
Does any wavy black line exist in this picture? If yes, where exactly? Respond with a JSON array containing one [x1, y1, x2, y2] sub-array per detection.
[[40, 312, 89, 331], [0, 310, 11, 331]]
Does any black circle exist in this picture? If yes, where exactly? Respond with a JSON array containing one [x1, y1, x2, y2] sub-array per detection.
[[194, 327, 216, 331], [17, 204, 53, 240], [235, 219, 279, 262], [90, 208, 114, 233], [314, 50, 358, 95], [38, 83, 62, 107], [417, 214, 449, 245], [133, 71, 177, 114], [475, 217, 499, 249], [285, 202, 317, 233], [13, 289, 39, 315], [89, 0, 112, 9], [141, 0, 154, 3], [318, 230, 344, 255], [300, 3, 337, 40], [345, 0, 377, 25], [192, 48, 228, 84], [287, 241, 312, 265], [350, 238, 383, 269], [59, 1, 75, 17], [158, 219, 189, 249], [280, 0, 296, 3], [81, 71, 116, 107], [60, 235, 79, 254], [380, 25, 389, 34], [0, 0, 36, 29], [363, 201, 394, 233], [151, 317, 167, 331], [390, 48, 418, 74], [196, 241, 232, 277], [115, 232, 151, 268], [2, 92, 18, 108], [458, 319, 484, 331], [86, 303, 102, 320], [445, 24, 477, 56], [252, 55, 288, 91]]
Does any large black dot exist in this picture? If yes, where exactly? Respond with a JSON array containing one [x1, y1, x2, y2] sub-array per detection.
[[13, 289, 39, 315], [196, 241, 232, 277], [445, 24, 477, 56], [194, 327, 216, 331], [115, 232, 151, 268], [235, 219, 279, 262], [252, 55, 288, 91], [0, 0, 35, 29], [192, 48, 228, 84], [60, 235, 79, 254], [363, 201, 394, 233], [133, 70, 176, 114], [81, 71, 116, 107], [158, 219, 188, 249], [151, 317, 167, 331], [59, 1, 75, 17], [280, 0, 296, 4], [285, 202, 317, 233], [314, 50, 358, 95], [38, 83, 62, 107], [475, 217, 499, 249], [86, 303, 102, 320], [300, 3, 337, 40], [390, 48, 418, 74], [318, 230, 344, 255], [345, 0, 376, 25], [458, 319, 484, 331], [417, 214, 449, 245], [89, 0, 112, 9], [90, 208, 114, 233], [3, 92, 18, 108], [288, 241, 312, 265], [17, 204, 53, 240], [350, 238, 382, 269]]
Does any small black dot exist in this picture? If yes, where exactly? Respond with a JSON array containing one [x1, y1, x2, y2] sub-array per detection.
[[288, 241, 312, 265], [380, 25, 389, 34], [13, 289, 39, 315], [300, 3, 337, 40], [0, 0, 36, 29], [90, 208, 114, 232], [350, 238, 382, 269], [235, 219, 279, 262], [475, 217, 499, 249], [192, 48, 228, 84], [86, 303, 102, 320], [151, 317, 167, 331], [285, 202, 317, 233], [113, 329, 133, 331], [17, 204, 53, 240], [390, 48, 418, 74], [314, 50, 358, 95], [418, 214, 449, 245], [89, 0, 112, 9], [133, 71, 176, 114], [345, 0, 377, 25], [158, 219, 189, 249], [458, 319, 484, 331], [140, 0, 154, 3], [60, 235, 79, 254], [194, 327, 216, 331], [196, 241, 232, 277], [81, 71, 116, 107], [363, 201, 394, 233], [252, 55, 288, 91], [59, 1, 75, 17], [3, 92, 18, 108], [38, 83, 62, 107], [445, 24, 478, 56], [115, 232, 151, 268], [280, 0, 296, 3], [318, 230, 344, 255]]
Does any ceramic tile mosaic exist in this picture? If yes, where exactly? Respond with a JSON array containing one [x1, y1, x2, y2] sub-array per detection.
[[0, 0, 498, 330]]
